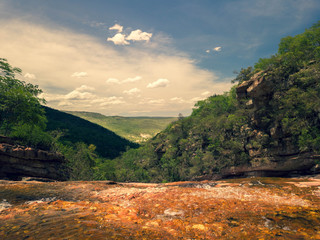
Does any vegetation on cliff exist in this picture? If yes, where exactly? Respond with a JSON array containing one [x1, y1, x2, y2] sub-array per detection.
[[107, 21, 320, 183]]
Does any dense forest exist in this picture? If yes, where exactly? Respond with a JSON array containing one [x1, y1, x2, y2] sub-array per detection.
[[1, 21, 319, 182]]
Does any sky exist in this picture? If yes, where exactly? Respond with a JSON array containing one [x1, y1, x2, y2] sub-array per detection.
[[0, 0, 319, 116]]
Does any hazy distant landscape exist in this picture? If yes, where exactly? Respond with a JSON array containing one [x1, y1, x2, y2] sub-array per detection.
[[66, 111, 177, 143]]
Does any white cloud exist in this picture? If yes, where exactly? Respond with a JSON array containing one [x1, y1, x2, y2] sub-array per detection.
[[106, 78, 121, 84], [65, 90, 95, 100], [107, 33, 129, 45], [126, 29, 152, 42], [109, 24, 123, 33], [71, 72, 88, 78], [206, 50, 210, 53], [170, 97, 185, 103], [76, 85, 95, 92], [190, 97, 203, 103], [58, 101, 73, 106], [122, 76, 142, 83], [201, 91, 211, 96], [107, 76, 142, 84], [99, 96, 125, 106], [123, 88, 141, 95], [148, 99, 165, 104], [24, 72, 36, 79], [213, 46, 222, 52], [147, 78, 170, 88]]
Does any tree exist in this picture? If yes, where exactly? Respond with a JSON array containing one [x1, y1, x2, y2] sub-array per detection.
[[0, 58, 46, 135]]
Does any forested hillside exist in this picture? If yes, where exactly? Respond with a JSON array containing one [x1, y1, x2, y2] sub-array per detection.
[[66, 111, 176, 143], [45, 107, 138, 158], [107, 21, 320, 183]]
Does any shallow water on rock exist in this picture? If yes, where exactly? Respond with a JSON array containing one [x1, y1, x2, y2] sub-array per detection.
[[1, 178, 320, 239]]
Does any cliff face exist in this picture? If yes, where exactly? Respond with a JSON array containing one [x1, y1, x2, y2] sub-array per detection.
[[0, 136, 68, 181], [228, 69, 320, 177]]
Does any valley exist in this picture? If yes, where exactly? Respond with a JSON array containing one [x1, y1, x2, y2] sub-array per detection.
[[65, 111, 177, 143]]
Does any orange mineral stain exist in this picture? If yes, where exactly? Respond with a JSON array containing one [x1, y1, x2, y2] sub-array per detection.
[[0, 177, 320, 239]]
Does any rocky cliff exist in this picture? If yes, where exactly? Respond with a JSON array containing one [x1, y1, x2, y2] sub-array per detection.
[[113, 61, 320, 183], [0, 136, 68, 181], [229, 68, 320, 178]]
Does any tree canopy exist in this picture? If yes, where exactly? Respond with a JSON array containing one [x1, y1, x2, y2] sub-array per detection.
[[0, 58, 46, 134]]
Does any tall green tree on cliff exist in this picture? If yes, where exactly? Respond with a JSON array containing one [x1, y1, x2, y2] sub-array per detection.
[[0, 58, 46, 135]]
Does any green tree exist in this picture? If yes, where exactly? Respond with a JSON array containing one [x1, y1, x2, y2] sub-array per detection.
[[0, 58, 46, 135]]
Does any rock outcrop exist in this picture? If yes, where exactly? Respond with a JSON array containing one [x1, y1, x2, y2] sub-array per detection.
[[228, 70, 320, 179], [0, 136, 68, 181]]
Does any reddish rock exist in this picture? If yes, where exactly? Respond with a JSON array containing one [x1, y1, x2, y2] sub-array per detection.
[[0, 178, 319, 239]]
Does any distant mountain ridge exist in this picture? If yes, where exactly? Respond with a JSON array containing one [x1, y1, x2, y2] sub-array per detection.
[[65, 111, 177, 143], [44, 106, 138, 159]]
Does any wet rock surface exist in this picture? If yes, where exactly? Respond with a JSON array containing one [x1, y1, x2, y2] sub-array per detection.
[[1, 177, 320, 239]]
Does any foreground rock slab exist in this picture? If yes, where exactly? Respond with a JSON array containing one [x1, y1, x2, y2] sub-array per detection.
[[0, 178, 320, 239]]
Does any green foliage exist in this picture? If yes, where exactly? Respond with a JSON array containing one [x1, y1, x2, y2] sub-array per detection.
[[255, 21, 320, 72], [192, 86, 237, 117], [0, 58, 46, 135], [232, 66, 254, 84], [9, 123, 53, 150], [57, 142, 97, 181]]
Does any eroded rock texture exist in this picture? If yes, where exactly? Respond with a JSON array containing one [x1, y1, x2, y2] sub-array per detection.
[[0, 178, 320, 239], [223, 70, 320, 178], [0, 136, 68, 181]]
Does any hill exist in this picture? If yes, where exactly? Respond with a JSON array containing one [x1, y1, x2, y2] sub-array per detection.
[[109, 21, 320, 182], [65, 111, 177, 143], [44, 106, 139, 159]]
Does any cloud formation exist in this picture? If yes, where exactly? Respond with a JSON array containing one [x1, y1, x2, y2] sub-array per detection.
[[147, 78, 170, 88], [122, 76, 142, 83], [126, 29, 152, 42], [106, 78, 121, 84], [107, 33, 129, 45], [65, 85, 95, 100], [206, 47, 222, 53], [123, 88, 141, 95], [109, 24, 123, 33], [0, 19, 233, 116], [106, 76, 142, 84], [107, 24, 153, 45], [71, 72, 88, 78], [24, 73, 36, 79]]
